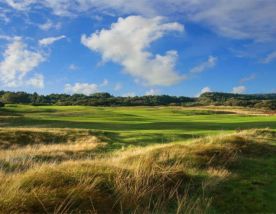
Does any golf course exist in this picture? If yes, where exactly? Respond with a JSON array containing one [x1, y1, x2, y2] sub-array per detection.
[[0, 104, 275, 213]]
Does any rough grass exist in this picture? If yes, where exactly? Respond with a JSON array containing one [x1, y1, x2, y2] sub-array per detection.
[[0, 128, 275, 213], [0, 128, 102, 149]]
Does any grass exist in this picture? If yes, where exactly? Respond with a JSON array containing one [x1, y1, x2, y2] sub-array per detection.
[[1, 105, 276, 146], [0, 105, 275, 213]]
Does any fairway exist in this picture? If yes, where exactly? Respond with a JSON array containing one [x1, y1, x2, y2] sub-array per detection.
[[1, 104, 276, 147]]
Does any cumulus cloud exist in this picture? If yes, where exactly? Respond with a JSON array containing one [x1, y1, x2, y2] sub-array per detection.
[[261, 51, 276, 64], [81, 16, 184, 86], [232, 86, 246, 94], [4, 0, 276, 41], [196, 86, 212, 97], [189, 56, 217, 74], [0, 37, 45, 88], [64, 83, 98, 95], [39, 35, 66, 46]]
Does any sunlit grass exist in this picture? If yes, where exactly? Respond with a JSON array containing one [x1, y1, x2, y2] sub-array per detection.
[[1, 105, 276, 146], [0, 128, 275, 213]]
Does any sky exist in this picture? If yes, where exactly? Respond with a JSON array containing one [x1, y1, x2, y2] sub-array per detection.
[[0, 0, 276, 97]]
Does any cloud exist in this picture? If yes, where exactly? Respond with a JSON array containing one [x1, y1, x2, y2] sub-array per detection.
[[232, 86, 246, 94], [4, 0, 155, 16], [261, 51, 276, 64], [39, 35, 66, 46], [0, 35, 14, 41], [4, 1, 276, 42], [81, 16, 184, 86], [38, 20, 61, 31], [68, 64, 78, 71], [4, 0, 35, 10], [240, 73, 256, 83], [27, 74, 44, 88], [100, 79, 109, 87], [196, 86, 212, 97], [114, 83, 122, 91], [189, 56, 217, 74], [64, 83, 98, 95], [145, 89, 160, 96], [0, 37, 45, 88], [183, 1, 276, 42]]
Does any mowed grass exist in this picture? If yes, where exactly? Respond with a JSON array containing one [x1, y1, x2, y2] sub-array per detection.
[[0, 105, 275, 213], [1, 104, 276, 147]]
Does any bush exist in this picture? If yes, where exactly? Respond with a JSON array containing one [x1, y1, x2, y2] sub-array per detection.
[[0, 102, 4, 107]]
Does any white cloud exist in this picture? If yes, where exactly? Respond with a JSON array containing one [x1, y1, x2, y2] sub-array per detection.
[[4, 1, 276, 41], [100, 79, 109, 87], [145, 89, 160, 96], [114, 83, 122, 91], [240, 73, 256, 83], [39, 35, 66, 46], [0, 37, 45, 88], [180, 1, 276, 41], [68, 64, 78, 71], [27, 74, 44, 88], [0, 35, 14, 41], [4, 0, 35, 10], [261, 51, 276, 64], [196, 86, 212, 97], [64, 83, 98, 95], [81, 16, 184, 86], [232, 86, 246, 94], [189, 56, 217, 74], [39, 20, 61, 31]]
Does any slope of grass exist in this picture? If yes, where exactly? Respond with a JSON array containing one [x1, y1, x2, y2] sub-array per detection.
[[0, 128, 275, 213]]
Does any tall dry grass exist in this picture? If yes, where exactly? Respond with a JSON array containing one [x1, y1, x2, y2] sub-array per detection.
[[0, 128, 274, 213]]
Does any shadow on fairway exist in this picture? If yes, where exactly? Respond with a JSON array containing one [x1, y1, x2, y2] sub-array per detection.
[[2, 116, 276, 131]]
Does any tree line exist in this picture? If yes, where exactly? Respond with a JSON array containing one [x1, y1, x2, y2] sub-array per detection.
[[0, 91, 275, 110], [0, 91, 195, 106], [198, 92, 276, 110]]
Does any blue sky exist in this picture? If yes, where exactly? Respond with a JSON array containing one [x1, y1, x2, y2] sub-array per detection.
[[0, 0, 275, 97]]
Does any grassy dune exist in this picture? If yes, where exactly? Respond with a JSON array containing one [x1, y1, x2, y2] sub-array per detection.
[[0, 105, 275, 213], [0, 129, 275, 213]]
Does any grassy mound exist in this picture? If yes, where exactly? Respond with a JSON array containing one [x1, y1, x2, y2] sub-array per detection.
[[0, 128, 107, 172], [0, 129, 275, 213], [0, 128, 103, 149]]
